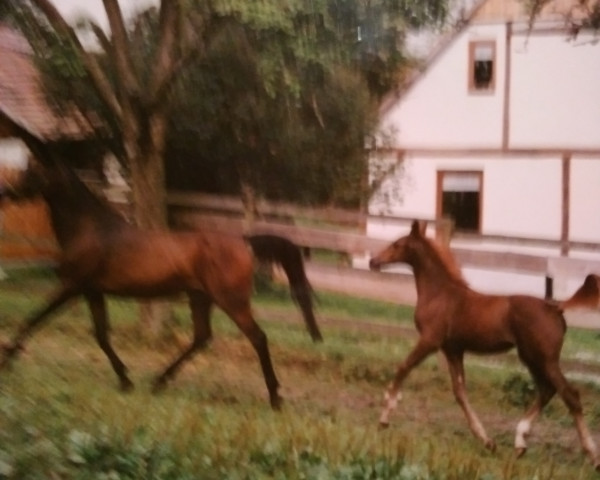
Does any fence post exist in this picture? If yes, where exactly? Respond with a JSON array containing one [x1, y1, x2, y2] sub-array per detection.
[[545, 276, 554, 300]]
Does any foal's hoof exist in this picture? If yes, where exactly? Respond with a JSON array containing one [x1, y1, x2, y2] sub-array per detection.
[[515, 447, 527, 459], [594, 461, 600, 473], [378, 422, 390, 431]]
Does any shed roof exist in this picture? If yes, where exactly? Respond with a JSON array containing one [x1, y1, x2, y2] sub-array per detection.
[[0, 24, 92, 141]]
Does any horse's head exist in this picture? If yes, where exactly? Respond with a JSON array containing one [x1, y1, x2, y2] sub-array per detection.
[[369, 220, 427, 270], [0, 160, 71, 203]]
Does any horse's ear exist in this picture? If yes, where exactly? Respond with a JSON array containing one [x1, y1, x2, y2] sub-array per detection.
[[419, 221, 427, 236]]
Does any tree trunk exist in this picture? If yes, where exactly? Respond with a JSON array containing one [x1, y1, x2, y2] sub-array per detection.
[[128, 111, 171, 337]]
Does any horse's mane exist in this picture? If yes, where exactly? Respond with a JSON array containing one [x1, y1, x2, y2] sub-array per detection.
[[421, 234, 468, 287], [57, 164, 129, 227]]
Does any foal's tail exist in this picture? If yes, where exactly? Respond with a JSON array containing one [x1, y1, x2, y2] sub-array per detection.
[[557, 273, 600, 311], [245, 234, 323, 342]]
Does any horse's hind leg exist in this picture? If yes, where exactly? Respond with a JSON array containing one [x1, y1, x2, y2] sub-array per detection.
[[85, 292, 133, 391], [224, 303, 281, 409], [1, 286, 77, 370], [513, 364, 556, 457], [152, 291, 213, 392], [445, 351, 495, 451]]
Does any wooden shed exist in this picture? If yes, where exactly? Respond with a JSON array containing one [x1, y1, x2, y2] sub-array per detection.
[[0, 23, 95, 263]]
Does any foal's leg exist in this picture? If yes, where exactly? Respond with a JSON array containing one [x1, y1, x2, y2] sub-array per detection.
[[542, 362, 599, 469], [152, 291, 213, 391], [0, 286, 77, 369], [445, 351, 495, 451], [513, 371, 555, 457], [379, 337, 438, 426], [84, 291, 133, 391]]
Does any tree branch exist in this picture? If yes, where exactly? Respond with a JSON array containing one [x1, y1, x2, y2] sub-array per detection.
[[101, 0, 142, 100], [146, 0, 181, 107], [28, 0, 123, 122]]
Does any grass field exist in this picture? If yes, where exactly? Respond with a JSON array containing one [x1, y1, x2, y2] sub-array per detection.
[[2, 267, 600, 479]]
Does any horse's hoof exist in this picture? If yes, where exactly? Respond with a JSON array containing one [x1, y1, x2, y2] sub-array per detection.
[[378, 422, 390, 431], [515, 447, 527, 458], [485, 439, 497, 453], [119, 378, 134, 392], [593, 460, 600, 472], [310, 329, 323, 343], [270, 395, 283, 411], [151, 379, 166, 394]]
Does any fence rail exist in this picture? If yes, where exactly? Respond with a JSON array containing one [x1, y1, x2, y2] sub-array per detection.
[[3, 191, 600, 301]]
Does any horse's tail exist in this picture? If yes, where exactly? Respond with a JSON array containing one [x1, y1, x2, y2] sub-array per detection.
[[245, 234, 322, 342], [557, 274, 600, 312]]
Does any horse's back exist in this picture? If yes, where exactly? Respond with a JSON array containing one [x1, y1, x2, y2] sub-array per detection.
[[79, 229, 253, 298]]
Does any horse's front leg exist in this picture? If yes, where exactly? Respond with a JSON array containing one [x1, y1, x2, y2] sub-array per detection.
[[0, 287, 77, 370], [380, 338, 438, 427], [445, 351, 495, 452], [84, 292, 133, 391]]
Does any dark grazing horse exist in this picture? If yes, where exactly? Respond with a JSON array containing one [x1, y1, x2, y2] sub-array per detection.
[[0, 159, 322, 409], [369, 220, 599, 469]]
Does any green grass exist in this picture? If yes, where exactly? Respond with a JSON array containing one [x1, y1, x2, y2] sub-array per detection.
[[1, 267, 600, 479]]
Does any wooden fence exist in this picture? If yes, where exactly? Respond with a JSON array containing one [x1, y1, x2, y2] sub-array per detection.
[[2, 188, 600, 303], [168, 191, 600, 279]]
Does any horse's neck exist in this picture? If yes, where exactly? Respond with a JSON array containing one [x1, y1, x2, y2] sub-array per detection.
[[411, 255, 459, 300], [44, 191, 128, 248]]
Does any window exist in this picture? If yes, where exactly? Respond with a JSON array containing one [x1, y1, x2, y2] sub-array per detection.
[[468, 41, 495, 92], [437, 171, 483, 233]]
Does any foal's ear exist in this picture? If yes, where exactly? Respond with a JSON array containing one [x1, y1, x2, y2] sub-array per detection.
[[410, 220, 427, 237]]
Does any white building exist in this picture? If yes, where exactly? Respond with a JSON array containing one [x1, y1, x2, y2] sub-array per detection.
[[366, 0, 600, 298]]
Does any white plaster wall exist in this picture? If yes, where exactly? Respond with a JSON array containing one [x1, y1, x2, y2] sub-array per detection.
[[510, 32, 600, 149], [378, 24, 506, 149], [482, 157, 562, 238], [570, 157, 600, 242], [369, 153, 562, 239]]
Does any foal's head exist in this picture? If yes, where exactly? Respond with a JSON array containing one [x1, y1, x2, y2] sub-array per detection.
[[369, 220, 465, 284]]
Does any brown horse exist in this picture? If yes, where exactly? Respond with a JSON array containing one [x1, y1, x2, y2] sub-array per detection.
[[369, 220, 599, 469], [559, 274, 600, 311], [0, 159, 322, 409]]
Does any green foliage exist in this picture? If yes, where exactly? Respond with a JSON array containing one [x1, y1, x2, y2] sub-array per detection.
[[6, 0, 450, 209], [501, 373, 535, 408], [166, 0, 449, 207]]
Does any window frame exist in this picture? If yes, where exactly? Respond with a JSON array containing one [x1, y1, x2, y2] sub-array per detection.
[[436, 170, 484, 234], [468, 40, 496, 94]]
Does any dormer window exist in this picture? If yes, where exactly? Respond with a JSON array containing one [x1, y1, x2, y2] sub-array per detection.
[[468, 41, 496, 93]]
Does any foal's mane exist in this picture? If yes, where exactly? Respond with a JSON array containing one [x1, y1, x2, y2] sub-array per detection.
[[419, 233, 468, 287]]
